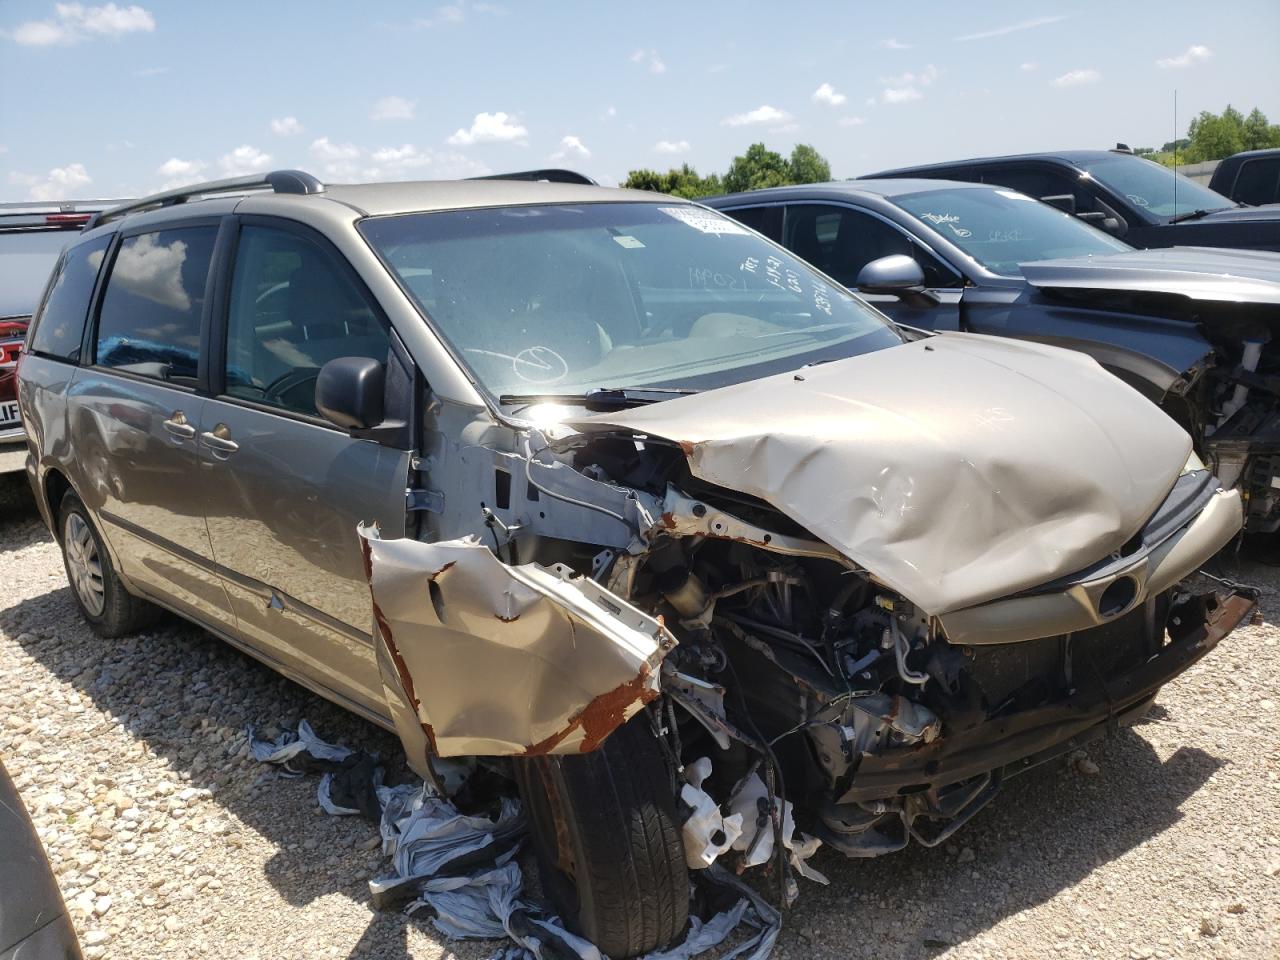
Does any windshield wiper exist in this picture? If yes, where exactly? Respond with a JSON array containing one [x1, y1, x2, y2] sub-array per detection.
[[500, 386, 699, 410], [1169, 207, 1226, 224]]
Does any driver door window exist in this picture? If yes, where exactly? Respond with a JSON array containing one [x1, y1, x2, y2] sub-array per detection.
[[225, 225, 390, 416], [781, 204, 957, 288]]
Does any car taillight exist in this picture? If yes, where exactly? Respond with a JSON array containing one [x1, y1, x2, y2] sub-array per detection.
[[46, 213, 91, 228]]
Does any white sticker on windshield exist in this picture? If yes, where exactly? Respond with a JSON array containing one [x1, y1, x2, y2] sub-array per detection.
[[995, 190, 1036, 202], [658, 206, 748, 235], [613, 235, 645, 249]]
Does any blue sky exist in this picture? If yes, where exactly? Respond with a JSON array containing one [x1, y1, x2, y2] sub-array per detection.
[[2, 0, 1278, 201]]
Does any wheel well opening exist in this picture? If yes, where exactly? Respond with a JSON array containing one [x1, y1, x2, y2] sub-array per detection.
[[43, 468, 72, 540]]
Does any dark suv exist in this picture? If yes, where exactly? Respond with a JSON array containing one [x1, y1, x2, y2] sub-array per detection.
[[867, 149, 1280, 252]]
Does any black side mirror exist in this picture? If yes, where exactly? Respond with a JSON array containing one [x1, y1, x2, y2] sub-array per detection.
[[856, 254, 926, 294], [316, 356, 386, 432], [1076, 211, 1126, 236], [1041, 193, 1077, 214]]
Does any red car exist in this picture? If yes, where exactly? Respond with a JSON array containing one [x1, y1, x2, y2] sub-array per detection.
[[0, 201, 126, 472]]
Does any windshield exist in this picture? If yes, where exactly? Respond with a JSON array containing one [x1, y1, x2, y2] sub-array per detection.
[[360, 202, 900, 398], [1077, 154, 1234, 220], [894, 187, 1131, 276], [0, 230, 72, 317]]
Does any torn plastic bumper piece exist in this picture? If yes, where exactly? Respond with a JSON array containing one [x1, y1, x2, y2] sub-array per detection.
[[359, 526, 676, 759]]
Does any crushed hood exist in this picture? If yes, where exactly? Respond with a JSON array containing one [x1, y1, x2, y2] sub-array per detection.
[[577, 333, 1192, 615], [1020, 246, 1280, 305]]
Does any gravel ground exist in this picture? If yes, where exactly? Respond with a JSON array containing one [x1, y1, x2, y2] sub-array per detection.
[[0, 473, 1277, 960]]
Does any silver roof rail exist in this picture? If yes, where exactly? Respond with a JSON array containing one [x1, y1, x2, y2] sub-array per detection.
[[469, 168, 597, 186], [86, 169, 324, 229]]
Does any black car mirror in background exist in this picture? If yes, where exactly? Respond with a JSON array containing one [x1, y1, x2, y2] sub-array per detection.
[[856, 254, 927, 294], [316, 357, 386, 431], [1042, 193, 1077, 214]]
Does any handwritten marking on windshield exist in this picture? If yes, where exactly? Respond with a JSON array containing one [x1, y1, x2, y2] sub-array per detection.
[[465, 346, 569, 384], [920, 212, 972, 238]]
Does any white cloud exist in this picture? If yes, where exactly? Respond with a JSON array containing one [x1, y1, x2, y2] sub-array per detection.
[[219, 145, 271, 176], [132, 65, 166, 76], [308, 137, 360, 178], [838, 116, 866, 127], [446, 111, 528, 145], [1157, 44, 1211, 68], [1052, 68, 1101, 88], [879, 38, 912, 50], [550, 135, 590, 161], [954, 14, 1069, 42], [603, 105, 617, 119], [878, 64, 937, 104], [882, 87, 923, 104], [8, 3, 155, 46], [721, 104, 792, 127], [414, 1, 500, 28], [270, 116, 303, 136], [155, 157, 206, 190], [706, 63, 728, 74], [371, 95, 415, 121], [629, 48, 666, 74], [1020, 62, 1038, 72], [16, 163, 93, 200], [654, 140, 690, 155], [812, 82, 846, 107], [363, 145, 489, 180]]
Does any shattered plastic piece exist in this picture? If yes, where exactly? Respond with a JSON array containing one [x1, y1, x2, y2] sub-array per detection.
[[249, 721, 789, 960], [680, 758, 744, 869], [729, 774, 828, 884], [247, 720, 353, 773]]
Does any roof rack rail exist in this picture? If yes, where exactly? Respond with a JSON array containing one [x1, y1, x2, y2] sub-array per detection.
[[469, 168, 597, 186], [86, 169, 324, 229]]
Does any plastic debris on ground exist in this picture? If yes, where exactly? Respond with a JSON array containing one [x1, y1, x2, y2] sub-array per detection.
[[247, 722, 784, 960]]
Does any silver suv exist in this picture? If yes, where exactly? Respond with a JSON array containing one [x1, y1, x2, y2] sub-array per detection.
[[17, 169, 1253, 956]]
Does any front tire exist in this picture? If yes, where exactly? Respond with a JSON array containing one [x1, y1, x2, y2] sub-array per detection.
[[514, 713, 689, 958], [58, 491, 157, 638]]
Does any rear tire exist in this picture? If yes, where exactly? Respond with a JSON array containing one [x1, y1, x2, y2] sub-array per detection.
[[514, 713, 689, 958], [58, 491, 157, 638]]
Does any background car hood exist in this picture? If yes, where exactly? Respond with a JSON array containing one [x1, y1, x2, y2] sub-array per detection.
[[1020, 246, 1280, 305], [579, 333, 1192, 615], [1194, 205, 1280, 224]]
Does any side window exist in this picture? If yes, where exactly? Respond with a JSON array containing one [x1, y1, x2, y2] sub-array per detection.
[[1232, 159, 1280, 206], [28, 234, 112, 362], [782, 204, 957, 288], [224, 224, 391, 418], [95, 226, 217, 386], [722, 205, 782, 241]]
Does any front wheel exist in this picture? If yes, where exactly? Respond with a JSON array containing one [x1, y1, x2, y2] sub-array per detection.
[[58, 491, 157, 638], [514, 713, 689, 958]]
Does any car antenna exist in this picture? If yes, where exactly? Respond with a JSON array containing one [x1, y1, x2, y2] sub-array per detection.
[[1172, 89, 1178, 216]]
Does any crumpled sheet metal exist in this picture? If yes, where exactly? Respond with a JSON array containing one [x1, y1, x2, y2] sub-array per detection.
[[575, 333, 1192, 616], [361, 529, 675, 756]]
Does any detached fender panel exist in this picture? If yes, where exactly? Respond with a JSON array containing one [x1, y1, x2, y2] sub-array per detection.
[[359, 527, 675, 763]]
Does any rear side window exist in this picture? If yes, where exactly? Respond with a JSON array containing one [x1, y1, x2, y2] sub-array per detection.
[[95, 226, 218, 386], [1232, 159, 1280, 206], [28, 234, 112, 362], [723, 205, 783, 241]]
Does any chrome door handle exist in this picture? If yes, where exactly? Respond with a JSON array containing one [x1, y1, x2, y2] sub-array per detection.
[[200, 423, 239, 455], [162, 412, 196, 440]]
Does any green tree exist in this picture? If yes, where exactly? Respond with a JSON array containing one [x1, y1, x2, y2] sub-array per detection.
[[722, 143, 791, 193], [1243, 108, 1280, 151], [1184, 104, 1246, 162], [622, 164, 722, 199], [788, 143, 832, 184]]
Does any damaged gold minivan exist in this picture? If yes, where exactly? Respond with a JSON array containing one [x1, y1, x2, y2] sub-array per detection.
[[18, 170, 1254, 957]]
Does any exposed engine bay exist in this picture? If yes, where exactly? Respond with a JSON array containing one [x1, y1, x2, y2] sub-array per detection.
[[364, 384, 1255, 897]]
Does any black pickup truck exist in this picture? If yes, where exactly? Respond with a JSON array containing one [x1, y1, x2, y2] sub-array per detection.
[[1209, 149, 1280, 207], [867, 149, 1280, 252]]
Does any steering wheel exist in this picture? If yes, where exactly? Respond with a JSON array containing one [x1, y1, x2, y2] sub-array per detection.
[[261, 367, 321, 407]]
